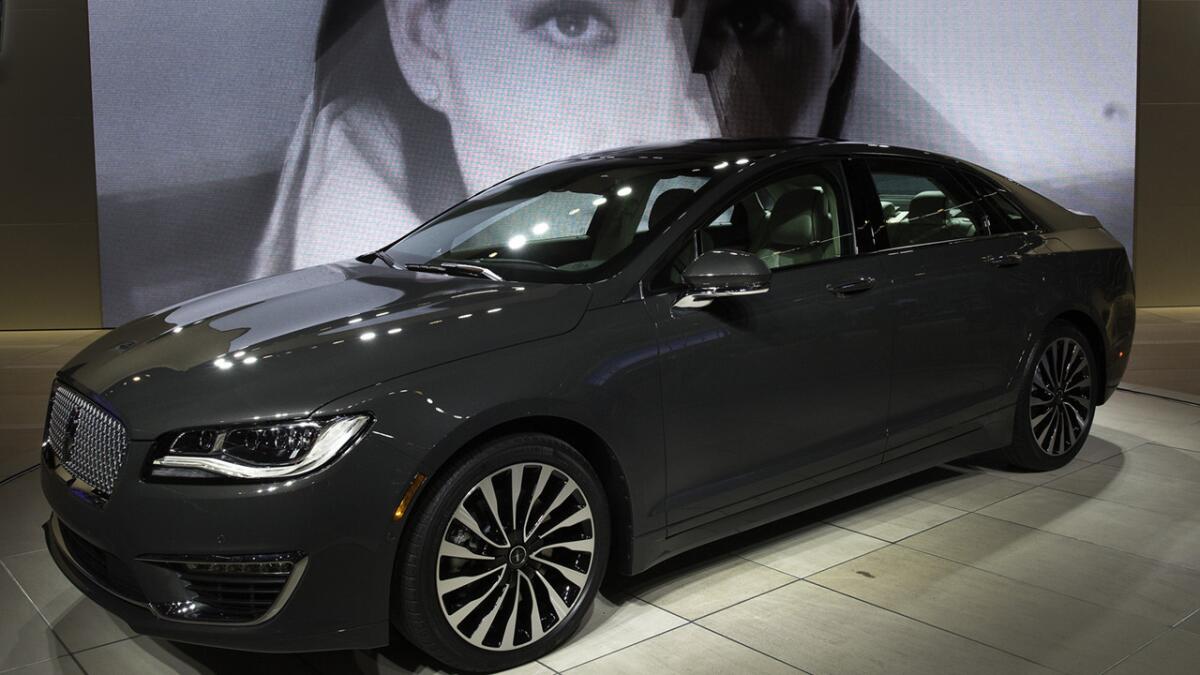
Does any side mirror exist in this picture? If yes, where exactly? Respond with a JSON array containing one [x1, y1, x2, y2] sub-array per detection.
[[675, 249, 771, 309]]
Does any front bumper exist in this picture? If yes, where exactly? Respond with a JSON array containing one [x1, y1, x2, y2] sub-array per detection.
[[40, 432, 416, 652]]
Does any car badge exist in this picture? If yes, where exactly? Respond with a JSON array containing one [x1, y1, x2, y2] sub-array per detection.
[[61, 406, 81, 462]]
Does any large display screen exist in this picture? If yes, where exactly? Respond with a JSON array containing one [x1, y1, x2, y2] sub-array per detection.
[[90, 0, 1137, 324]]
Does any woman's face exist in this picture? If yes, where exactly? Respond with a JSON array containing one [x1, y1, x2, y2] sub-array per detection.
[[388, 0, 841, 193]]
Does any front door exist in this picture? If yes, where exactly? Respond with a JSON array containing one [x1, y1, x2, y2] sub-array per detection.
[[645, 163, 894, 534]]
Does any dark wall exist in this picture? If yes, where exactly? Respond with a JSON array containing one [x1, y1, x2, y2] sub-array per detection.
[[1136, 0, 1200, 306], [0, 0, 101, 329]]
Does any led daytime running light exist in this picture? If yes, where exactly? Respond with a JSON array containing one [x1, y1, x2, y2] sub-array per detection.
[[153, 416, 369, 479]]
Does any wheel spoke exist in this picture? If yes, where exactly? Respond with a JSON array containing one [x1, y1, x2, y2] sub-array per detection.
[[477, 479, 511, 547], [535, 502, 590, 540], [534, 538, 594, 555], [529, 479, 577, 538], [499, 575, 520, 650], [523, 466, 552, 540], [519, 571, 546, 642], [510, 466, 523, 538], [438, 564, 504, 595], [532, 555, 589, 588], [467, 580, 509, 644], [454, 504, 507, 549], [440, 541, 495, 561], [534, 568, 572, 618], [445, 568, 506, 624]]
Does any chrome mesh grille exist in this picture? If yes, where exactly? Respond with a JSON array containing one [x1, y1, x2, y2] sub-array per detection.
[[45, 385, 128, 495]]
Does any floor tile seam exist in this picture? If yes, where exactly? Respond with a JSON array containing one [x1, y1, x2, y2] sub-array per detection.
[[969, 511, 1200, 576], [801, 578, 1073, 674], [1037, 481, 1200, 524], [1096, 624, 1179, 675], [888, 540, 1188, 627]]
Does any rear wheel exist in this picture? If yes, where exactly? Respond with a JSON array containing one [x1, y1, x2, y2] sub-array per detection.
[[394, 434, 609, 672], [1003, 321, 1097, 471]]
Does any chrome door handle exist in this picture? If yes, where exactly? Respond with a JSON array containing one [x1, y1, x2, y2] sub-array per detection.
[[985, 253, 1022, 267], [826, 276, 875, 295]]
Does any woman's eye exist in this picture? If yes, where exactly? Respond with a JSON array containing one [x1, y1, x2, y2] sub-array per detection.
[[708, 3, 791, 42], [528, 5, 616, 49]]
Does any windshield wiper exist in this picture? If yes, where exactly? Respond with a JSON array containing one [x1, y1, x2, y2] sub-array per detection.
[[402, 262, 504, 282], [359, 250, 400, 269]]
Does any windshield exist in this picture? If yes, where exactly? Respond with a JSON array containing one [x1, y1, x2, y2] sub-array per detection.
[[381, 159, 736, 283]]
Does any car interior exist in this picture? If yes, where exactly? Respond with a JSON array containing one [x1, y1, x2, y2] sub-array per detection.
[[871, 171, 983, 247], [654, 172, 849, 286]]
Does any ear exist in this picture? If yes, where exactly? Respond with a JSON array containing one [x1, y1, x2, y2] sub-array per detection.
[[382, 1, 451, 110]]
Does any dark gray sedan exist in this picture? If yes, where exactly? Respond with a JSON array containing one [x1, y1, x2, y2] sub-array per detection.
[[41, 139, 1134, 672]]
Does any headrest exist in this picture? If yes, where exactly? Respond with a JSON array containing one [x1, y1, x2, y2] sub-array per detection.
[[648, 189, 695, 233], [908, 190, 947, 223], [880, 201, 897, 220], [766, 188, 824, 247]]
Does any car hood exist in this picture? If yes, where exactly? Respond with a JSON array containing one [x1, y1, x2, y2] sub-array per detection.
[[59, 261, 592, 439]]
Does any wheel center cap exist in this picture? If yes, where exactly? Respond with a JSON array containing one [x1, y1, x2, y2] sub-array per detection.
[[508, 545, 528, 568]]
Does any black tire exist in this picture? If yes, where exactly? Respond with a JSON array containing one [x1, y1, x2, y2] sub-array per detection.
[[1003, 320, 1098, 471], [394, 433, 609, 673]]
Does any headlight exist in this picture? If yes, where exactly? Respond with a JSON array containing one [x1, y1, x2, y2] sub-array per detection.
[[149, 415, 370, 480]]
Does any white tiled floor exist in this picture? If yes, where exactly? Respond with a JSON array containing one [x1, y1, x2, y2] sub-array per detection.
[[2, 322, 1199, 674]]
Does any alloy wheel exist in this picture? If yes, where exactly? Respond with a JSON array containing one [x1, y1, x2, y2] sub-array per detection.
[[1029, 336, 1092, 456], [436, 462, 595, 651]]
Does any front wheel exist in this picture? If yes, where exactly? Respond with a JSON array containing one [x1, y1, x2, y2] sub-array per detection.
[[1003, 321, 1098, 471], [394, 434, 609, 672]]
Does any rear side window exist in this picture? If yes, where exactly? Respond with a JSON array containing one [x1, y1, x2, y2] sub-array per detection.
[[866, 160, 987, 249], [961, 173, 1039, 234]]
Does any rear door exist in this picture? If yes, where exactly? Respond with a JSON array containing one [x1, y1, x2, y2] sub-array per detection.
[[850, 157, 1042, 457]]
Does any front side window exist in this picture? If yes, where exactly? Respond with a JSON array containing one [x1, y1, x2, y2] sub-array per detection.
[[867, 160, 987, 248], [654, 164, 851, 287], [382, 160, 741, 283]]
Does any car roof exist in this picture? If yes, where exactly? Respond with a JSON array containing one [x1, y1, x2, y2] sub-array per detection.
[[560, 137, 966, 165]]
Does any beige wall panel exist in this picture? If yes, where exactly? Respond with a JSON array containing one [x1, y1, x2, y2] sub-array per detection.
[[0, 223, 101, 329], [1135, 0, 1200, 306], [0, 0, 101, 328], [1140, 0, 1200, 104]]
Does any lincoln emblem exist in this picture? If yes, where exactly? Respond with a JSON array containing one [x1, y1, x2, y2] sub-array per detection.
[[61, 406, 81, 462]]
